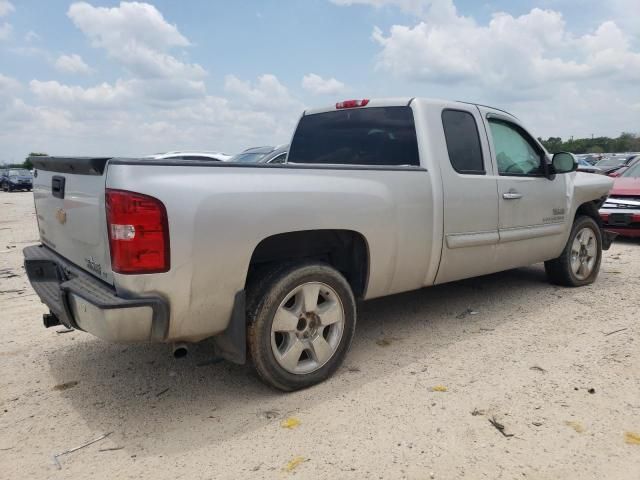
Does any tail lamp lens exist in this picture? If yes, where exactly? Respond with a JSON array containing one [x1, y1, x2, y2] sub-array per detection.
[[105, 189, 170, 274]]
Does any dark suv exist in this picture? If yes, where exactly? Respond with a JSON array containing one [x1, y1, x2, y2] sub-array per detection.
[[1, 168, 33, 192]]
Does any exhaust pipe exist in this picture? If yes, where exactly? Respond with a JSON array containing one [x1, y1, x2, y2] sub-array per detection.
[[172, 342, 189, 359]]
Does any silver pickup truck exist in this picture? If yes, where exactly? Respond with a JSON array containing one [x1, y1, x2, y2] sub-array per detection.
[[24, 97, 614, 391]]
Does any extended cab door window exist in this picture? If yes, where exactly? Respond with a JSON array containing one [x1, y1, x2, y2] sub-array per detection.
[[441, 109, 485, 175], [488, 119, 545, 176]]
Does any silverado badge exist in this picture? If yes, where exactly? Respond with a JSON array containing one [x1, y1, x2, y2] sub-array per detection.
[[55, 208, 67, 225]]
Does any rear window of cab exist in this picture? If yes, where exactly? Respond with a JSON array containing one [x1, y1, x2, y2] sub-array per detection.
[[288, 106, 420, 167]]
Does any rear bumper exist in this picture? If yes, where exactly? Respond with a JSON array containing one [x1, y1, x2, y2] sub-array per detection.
[[23, 245, 169, 342]]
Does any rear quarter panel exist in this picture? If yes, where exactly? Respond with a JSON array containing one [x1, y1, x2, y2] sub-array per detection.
[[106, 163, 435, 341]]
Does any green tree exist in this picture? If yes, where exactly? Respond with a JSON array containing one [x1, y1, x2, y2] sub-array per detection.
[[540, 137, 563, 153], [539, 133, 640, 154], [24, 152, 48, 170]]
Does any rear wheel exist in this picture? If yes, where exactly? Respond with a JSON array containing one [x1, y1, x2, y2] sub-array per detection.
[[545, 215, 602, 286], [247, 262, 356, 391]]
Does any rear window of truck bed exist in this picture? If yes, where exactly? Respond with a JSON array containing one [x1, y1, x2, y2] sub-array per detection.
[[288, 106, 420, 167]]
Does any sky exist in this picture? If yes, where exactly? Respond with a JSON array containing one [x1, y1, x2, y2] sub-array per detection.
[[0, 0, 638, 163]]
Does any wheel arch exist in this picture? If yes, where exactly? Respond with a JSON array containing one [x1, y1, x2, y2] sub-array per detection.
[[245, 229, 370, 299], [575, 200, 603, 227]]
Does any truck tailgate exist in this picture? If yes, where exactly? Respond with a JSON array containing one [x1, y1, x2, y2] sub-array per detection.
[[31, 157, 114, 285]]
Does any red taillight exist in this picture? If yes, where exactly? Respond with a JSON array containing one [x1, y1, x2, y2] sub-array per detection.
[[336, 99, 370, 109], [105, 189, 170, 274]]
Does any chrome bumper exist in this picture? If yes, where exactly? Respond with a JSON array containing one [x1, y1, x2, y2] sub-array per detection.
[[23, 245, 169, 342]]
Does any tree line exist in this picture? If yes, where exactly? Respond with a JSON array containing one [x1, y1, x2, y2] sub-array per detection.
[[538, 132, 640, 154], [1, 153, 47, 170]]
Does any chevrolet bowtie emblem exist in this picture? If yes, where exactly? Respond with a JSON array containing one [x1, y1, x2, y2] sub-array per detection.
[[55, 208, 67, 225]]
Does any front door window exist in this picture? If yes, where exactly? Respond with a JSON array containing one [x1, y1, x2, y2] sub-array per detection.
[[489, 120, 544, 176]]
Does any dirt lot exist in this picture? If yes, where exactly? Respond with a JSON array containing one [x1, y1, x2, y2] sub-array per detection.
[[1, 190, 639, 479]]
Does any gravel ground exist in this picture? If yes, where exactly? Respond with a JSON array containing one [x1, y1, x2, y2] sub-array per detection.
[[1, 190, 639, 480]]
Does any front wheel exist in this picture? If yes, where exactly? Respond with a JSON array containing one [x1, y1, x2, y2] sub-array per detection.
[[247, 262, 356, 391], [544, 215, 602, 287]]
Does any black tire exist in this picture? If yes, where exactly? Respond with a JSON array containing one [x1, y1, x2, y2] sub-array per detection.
[[544, 215, 602, 287], [246, 261, 356, 391]]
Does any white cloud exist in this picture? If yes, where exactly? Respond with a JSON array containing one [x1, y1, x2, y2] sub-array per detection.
[[0, 0, 14, 17], [0, 73, 21, 94], [68, 1, 190, 49], [55, 54, 93, 75], [0, 0, 12, 41], [67, 1, 204, 80], [368, 3, 640, 93], [331, 0, 640, 139], [224, 74, 303, 111], [608, 0, 640, 36], [0, 73, 299, 161], [0, 2, 303, 162], [3, 98, 73, 132], [30, 79, 132, 107], [130, 78, 206, 102], [29, 77, 208, 107], [302, 73, 346, 95]]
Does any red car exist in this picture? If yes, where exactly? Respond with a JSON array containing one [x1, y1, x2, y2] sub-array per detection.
[[600, 161, 640, 237]]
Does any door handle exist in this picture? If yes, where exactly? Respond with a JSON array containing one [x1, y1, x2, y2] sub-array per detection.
[[503, 191, 522, 200]]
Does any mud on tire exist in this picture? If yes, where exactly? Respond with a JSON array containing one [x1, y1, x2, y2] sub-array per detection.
[[246, 262, 356, 391]]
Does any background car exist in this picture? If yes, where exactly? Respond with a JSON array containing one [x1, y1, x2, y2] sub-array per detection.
[[228, 145, 288, 164], [146, 151, 232, 162], [608, 155, 640, 177], [576, 154, 600, 165], [260, 144, 288, 164], [596, 155, 637, 176], [599, 161, 640, 237], [1, 168, 33, 192], [577, 158, 603, 174]]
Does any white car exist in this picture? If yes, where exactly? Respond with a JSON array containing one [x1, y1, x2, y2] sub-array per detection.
[[147, 151, 232, 162]]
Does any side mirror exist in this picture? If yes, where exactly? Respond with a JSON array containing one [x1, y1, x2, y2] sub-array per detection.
[[551, 152, 577, 174]]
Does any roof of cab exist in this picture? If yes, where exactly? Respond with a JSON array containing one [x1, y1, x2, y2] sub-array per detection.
[[303, 97, 517, 119]]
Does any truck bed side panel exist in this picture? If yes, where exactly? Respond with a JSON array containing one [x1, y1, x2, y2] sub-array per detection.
[[106, 164, 435, 341]]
